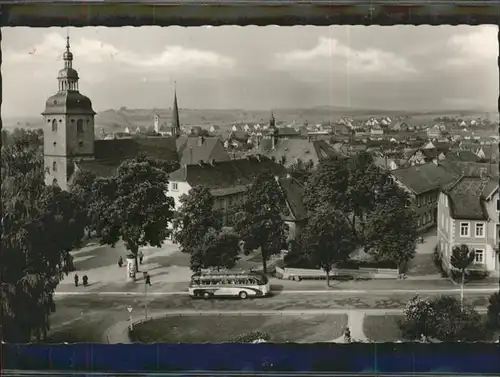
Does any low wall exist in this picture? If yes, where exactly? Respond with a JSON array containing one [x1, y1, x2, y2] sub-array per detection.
[[275, 266, 398, 281]]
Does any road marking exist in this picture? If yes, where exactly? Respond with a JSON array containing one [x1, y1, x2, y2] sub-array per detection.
[[55, 287, 498, 296]]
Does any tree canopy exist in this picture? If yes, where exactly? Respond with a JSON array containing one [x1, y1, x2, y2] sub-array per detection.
[[233, 173, 288, 274], [190, 229, 240, 271], [298, 207, 356, 285], [173, 186, 237, 271], [399, 295, 487, 342], [173, 186, 222, 254], [486, 292, 500, 331], [69, 170, 97, 237], [450, 244, 475, 308], [89, 155, 175, 272], [1, 137, 83, 342], [304, 152, 417, 268]]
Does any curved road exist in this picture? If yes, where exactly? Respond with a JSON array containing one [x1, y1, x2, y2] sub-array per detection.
[[55, 287, 498, 296], [49, 287, 497, 343]]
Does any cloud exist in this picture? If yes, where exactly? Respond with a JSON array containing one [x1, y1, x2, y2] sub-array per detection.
[[3, 32, 236, 72], [446, 26, 498, 66], [274, 36, 417, 77]]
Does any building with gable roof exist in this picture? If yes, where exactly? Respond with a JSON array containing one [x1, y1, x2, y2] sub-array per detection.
[[42, 37, 192, 190], [168, 156, 307, 239], [437, 175, 499, 276], [391, 163, 457, 231]]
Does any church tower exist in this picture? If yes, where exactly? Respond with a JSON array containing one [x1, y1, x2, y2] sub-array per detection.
[[42, 36, 96, 190], [170, 86, 181, 138], [270, 110, 278, 150]]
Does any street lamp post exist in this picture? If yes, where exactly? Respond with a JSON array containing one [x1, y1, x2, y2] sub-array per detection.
[[127, 305, 133, 331]]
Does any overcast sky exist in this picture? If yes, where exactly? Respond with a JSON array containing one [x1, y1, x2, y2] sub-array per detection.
[[2, 25, 498, 117]]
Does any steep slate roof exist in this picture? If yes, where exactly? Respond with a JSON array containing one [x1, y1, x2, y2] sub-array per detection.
[[445, 150, 481, 162], [444, 176, 498, 220], [76, 137, 179, 178], [434, 141, 451, 153], [262, 139, 341, 167], [420, 148, 439, 159], [169, 155, 286, 189], [175, 136, 228, 165], [94, 138, 178, 162], [276, 177, 308, 222], [392, 163, 457, 195], [478, 145, 499, 161], [439, 161, 499, 178]]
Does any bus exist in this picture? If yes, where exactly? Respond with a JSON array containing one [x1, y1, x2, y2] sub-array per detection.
[[188, 270, 271, 299]]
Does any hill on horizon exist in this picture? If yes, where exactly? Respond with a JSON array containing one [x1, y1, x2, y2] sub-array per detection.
[[3, 107, 496, 133]]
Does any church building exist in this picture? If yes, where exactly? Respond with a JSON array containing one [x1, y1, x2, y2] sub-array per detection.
[[41, 37, 228, 190]]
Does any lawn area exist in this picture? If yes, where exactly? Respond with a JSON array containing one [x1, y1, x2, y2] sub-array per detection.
[[363, 314, 497, 343], [45, 311, 128, 343], [130, 314, 348, 343], [363, 314, 404, 342]]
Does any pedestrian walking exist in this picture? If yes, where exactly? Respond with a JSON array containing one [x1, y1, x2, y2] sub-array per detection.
[[145, 272, 152, 286], [74, 273, 79, 287], [82, 275, 88, 287], [139, 251, 144, 265], [343, 327, 351, 343], [118, 256, 123, 268]]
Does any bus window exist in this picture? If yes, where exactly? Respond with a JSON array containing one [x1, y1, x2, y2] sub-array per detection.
[[248, 278, 257, 285]]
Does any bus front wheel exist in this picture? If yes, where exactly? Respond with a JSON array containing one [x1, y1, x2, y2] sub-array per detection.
[[239, 291, 248, 300], [203, 292, 211, 299]]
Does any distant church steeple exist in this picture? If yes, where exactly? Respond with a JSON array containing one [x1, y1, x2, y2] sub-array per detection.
[[270, 110, 276, 129], [171, 82, 181, 137], [270, 110, 278, 150]]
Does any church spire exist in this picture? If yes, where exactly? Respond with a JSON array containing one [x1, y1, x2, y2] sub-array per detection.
[[171, 83, 180, 137], [270, 109, 276, 129], [58, 34, 79, 92]]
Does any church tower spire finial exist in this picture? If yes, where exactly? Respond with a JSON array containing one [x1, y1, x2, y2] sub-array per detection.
[[171, 83, 181, 137]]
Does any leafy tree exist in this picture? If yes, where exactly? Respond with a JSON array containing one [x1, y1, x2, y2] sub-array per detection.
[[450, 244, 475, 309], [190, 229, 240, 271], [486, 292, 500, 331], [233, 173, 288, 274], [366, 187, 417, 273], [304, 153, 417, 265], [173, 186, 223, 271], [299, 207, 356, 286], [69, 170, 96, 238], [399, 295, 435, 340], [399, 295, 486, 342], [430, 295, 486, 342], [1, 138, 83, 342], [89, 155, 174, 274]]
